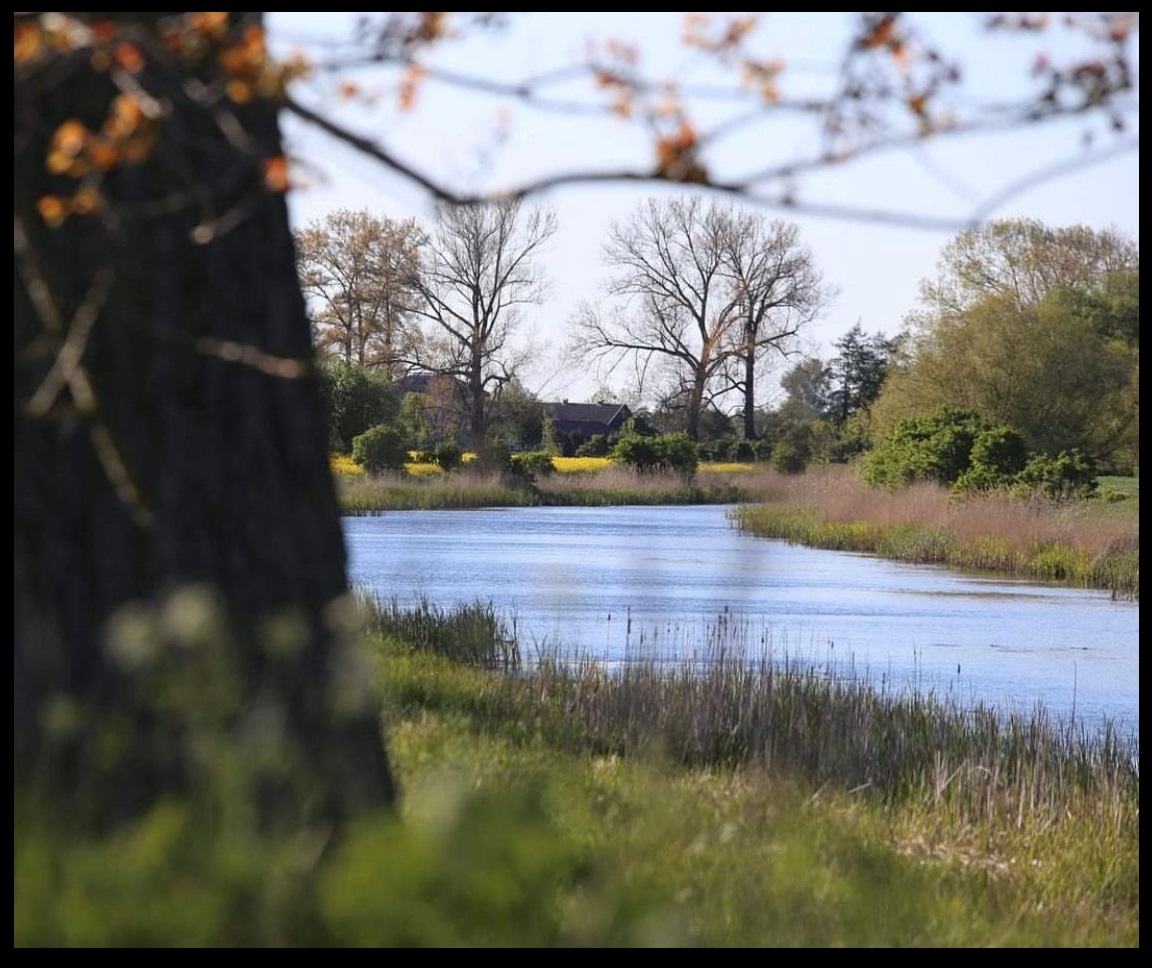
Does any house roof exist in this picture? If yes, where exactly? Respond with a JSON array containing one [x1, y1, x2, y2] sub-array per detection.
[[546, 401, 633, 438], [547, 401, 631, 426]]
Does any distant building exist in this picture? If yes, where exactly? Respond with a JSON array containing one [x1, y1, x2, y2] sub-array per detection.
[[545, 400, 632, 455]]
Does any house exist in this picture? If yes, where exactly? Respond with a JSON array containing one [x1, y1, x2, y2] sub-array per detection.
[[545, 400, 632, 454]]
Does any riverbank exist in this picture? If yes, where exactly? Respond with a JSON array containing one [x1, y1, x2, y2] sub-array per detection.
[[18, 597, 1138, 946]]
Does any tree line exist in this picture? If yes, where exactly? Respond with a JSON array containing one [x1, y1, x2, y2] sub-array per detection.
[[303, 205, 1139, 478]]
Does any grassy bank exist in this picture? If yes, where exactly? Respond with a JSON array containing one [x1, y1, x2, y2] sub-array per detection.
[[17, 598, 1139, 946], [730, 466, 1139, 600], [338, 462, 751, 511]]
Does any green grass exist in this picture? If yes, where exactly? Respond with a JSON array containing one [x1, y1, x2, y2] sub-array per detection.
[[16, 597, 1140, 947]]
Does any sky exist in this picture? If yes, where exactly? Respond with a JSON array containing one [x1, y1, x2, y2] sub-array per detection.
[[266, 12, 1140, 406]]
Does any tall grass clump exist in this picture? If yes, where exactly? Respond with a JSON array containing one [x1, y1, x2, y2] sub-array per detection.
[[507, 641, 1138, 831], [358, 593, 521, 672]]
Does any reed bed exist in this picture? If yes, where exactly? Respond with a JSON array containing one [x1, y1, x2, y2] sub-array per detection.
[[359, 592, 521, 671], [365, 596, 1138, 830], [534, 464, 744, 505], [338, 469, 537, 511], [731, 465, 1139, 599], [338, 464, 750, 510]]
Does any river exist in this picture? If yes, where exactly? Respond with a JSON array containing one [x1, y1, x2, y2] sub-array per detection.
[[344, 504, 1139, 743]]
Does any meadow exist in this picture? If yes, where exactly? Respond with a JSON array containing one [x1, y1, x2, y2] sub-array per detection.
[[16, 593, 1139, 946]]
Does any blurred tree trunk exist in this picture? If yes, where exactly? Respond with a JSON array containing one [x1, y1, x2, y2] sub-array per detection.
[[14, 12, 395, 831]]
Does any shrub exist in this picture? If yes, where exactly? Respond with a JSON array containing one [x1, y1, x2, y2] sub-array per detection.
[[1012, 450, 1099, 501], [953, 426, 1029, 494], [351, 425, 409, 475], [611, 431, 699, 476], [318, 360, 400, 453], [432, 442, 464, 472], [860, 406, 996, 490], [509, 450, 557, 482], [575, 434, 610, 457], [770, 441, 808, 475]]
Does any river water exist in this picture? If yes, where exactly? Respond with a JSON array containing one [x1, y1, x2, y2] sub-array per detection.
[[344, 504, 1139, 743]]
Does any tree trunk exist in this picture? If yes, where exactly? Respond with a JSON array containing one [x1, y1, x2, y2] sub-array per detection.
[[742, 341, 758, 440], [14, 13, 395, 832]]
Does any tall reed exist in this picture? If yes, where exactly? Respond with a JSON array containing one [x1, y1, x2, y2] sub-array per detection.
[[732, 465, 1139, 599]]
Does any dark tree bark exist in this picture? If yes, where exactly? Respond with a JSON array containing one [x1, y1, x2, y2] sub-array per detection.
[[14, 13, 395, 831]]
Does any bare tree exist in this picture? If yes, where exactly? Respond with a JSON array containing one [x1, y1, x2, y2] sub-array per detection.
[[572, 196, 825, 439], [720, 215, 832, 439], [406, 200, 557, 447], [294, 208, 423, 378]]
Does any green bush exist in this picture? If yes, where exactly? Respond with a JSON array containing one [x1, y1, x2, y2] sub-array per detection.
[[318, 360, 400, 453], [770, 441, 808, 475], [860, 406, 993, 489], [432, 442, 464, 472], [953, 425, 1029, 494], [509, 450, 557, 482], [611, 431, 699, 476], [1012, 450, 1099, 501], [351, 425, 409, 475], [575, 434, 610, 457]]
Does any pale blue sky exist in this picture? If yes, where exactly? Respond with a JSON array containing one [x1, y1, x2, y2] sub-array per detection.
[[267, 12, 1139, 405]]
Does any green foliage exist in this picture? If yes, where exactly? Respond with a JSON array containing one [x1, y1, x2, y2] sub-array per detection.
[[871, 224, 1139, 470], [575, 434, 610, 457], [862, 406, 1106, 504], [770, 441, 808, 474], [611, 429, 699, 476], [431, 441, 463, 472], [825, 323, 900, 426], [351, 424, 409, 475], [1012, 450, 1099, 501], [953, 425, 1029, 494], [318, 360, 400, 453], [860, 406, 996, 490], [509, 449, 558, 482]]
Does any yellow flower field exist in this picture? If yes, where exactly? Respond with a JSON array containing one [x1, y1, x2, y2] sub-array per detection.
[[552, 456, 613, 474]]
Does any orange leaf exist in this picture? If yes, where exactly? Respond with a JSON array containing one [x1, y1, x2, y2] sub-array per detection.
[[14, 23, 45, 63], [37, 195, 68, 227], [860, 15, 897, 50], [399, 64, 426, 111], [85, 139, 119, 171], [187, 11, 231, 40], [226, 79, 252, 103], [262, 155, 290, 193], [113, 41, 145, 74], [71, 186, 103, 215], [51, 119, 88, 155]]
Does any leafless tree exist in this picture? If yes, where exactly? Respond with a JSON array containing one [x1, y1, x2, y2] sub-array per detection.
[[294, 208, 424, 378], [406, 199, 557, 447], [719, 214, 832, 439], [571, 196, 826, 439]]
